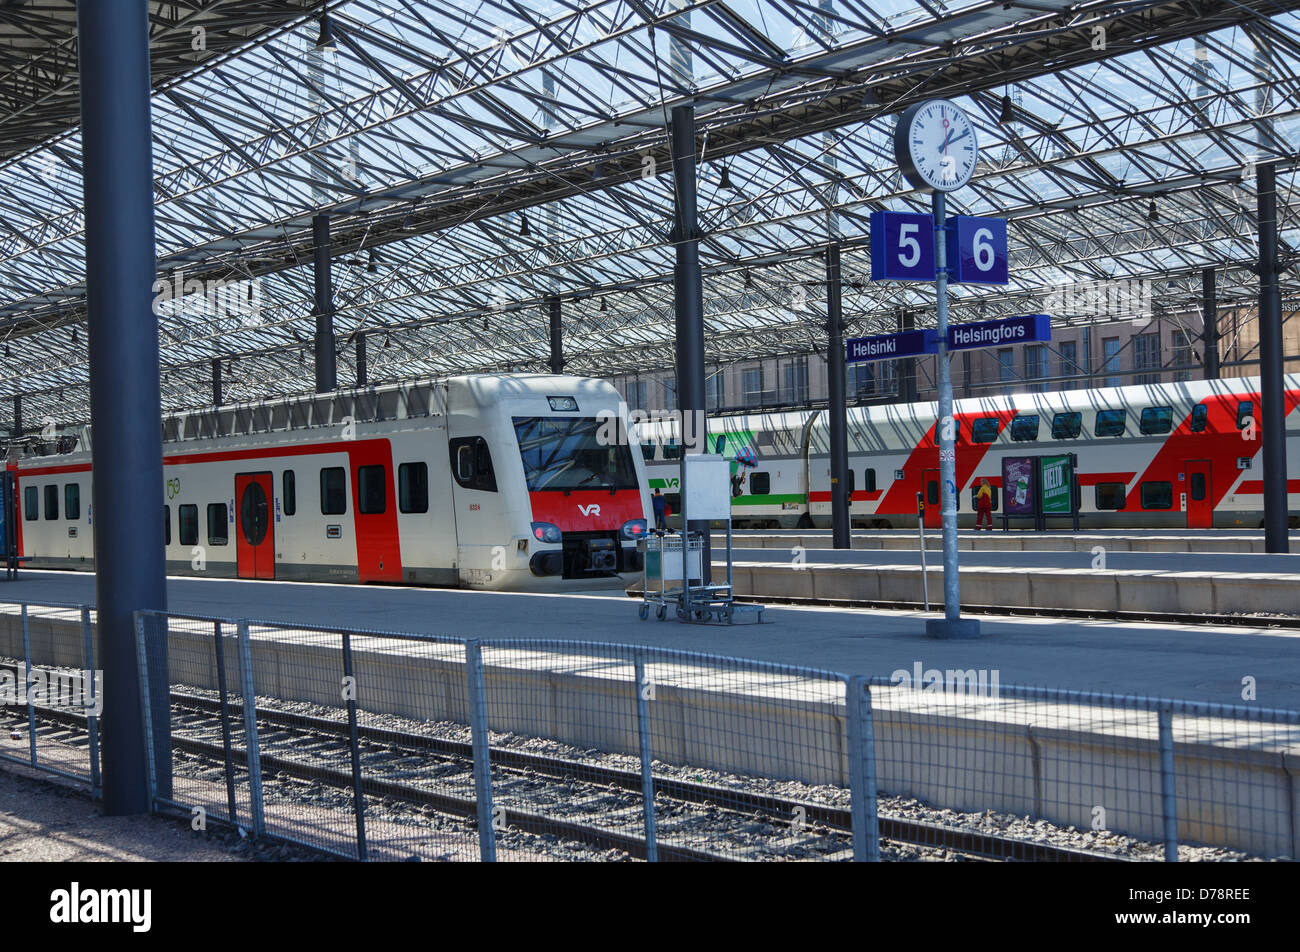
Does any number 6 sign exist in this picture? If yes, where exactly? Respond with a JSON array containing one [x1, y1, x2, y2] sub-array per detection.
[[869, 210, 936, 282], [945, 214, 1008, 284]]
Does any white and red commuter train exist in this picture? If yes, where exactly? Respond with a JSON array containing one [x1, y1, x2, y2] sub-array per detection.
[[640, 374, 1300, 530], [12, 374, 651, 591]]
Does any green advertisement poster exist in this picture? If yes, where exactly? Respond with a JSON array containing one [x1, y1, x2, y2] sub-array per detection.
[[1041, 455, 1072, 514]]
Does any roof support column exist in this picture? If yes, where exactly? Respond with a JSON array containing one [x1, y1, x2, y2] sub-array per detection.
[[670, 104, 710, 584], [356, 331, 367, 387], [1202, 267, 1220, 380], [1257, 163, 1289, 552], [897, 310, 917, 402], [212, 359, 222, 406], [313, 213, 336, 393], [12, 395, 20, 438], [77, 0, 169, 814], [826, 242, 850, 549], [548, 296, 562, 374]]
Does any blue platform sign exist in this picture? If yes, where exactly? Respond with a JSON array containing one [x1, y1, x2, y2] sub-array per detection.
[[945, 215, 1008, 285], [947, 314, 1051, 351], [847, 329, 938, 363], [870, 210, 936, 282]]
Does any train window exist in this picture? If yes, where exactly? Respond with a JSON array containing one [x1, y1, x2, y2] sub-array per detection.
[[64, 484, 80, 521], [1140, 481, 1173, 510], [1189, 404, 1209, 433], [864, 468, 877, 492], [320, 467, 347, 514], [399, 462, 429, 514], [207, 503, 228, 545], [43, 485, 58, 520], [1051, 412, 1082, 439], [927, 479, 939, 506], [282, 471, 296, 516], [640, 442, 657, 461], [665, 493, 681, 513], [1236, 401, 1254, 430], [358, 465, 387, 515], [1189, 472, 1207, 501], [164, 505, 171, 546], [1095, 483, 1127, 510], [969, 484, 1000, 510], [1093, 409, 1127, 437], [971, 417, 1001, 444], [514, 417, 636, 492], [1010, 415, 1040, 442], [662, 442, 682, 460], [1139, 406, 1174, 435], [179, 505, 198, 546], [449, 437, 498, 492], [750, 472, 770, 495], [23, 486, 36, 521]]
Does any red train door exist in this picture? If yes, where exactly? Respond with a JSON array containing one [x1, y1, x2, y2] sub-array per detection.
[[235, 472, 274, 580], [1185, 460, 1213, 529], [922, 468, 942, 528]]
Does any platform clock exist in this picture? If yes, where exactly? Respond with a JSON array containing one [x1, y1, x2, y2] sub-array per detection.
[[893, 99, 979, 193]]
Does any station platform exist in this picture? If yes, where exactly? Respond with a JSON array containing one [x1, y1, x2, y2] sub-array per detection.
[[720, 547, 1300, 617], [3, 571, 1298, 857], [718, 529, 1298, 554], [3, 569, 1299, 706]]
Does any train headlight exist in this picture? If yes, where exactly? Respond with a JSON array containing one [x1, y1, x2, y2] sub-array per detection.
[[620, 519, 647, 541], [531, 522, 562, 544]]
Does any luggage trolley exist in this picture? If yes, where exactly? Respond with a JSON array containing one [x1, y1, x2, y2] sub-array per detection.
[[636, 453, 763, 625]]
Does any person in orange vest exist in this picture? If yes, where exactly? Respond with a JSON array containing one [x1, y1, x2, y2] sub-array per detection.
[[975, 478, 993, 531]]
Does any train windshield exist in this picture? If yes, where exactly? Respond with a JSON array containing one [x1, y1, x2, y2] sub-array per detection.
[[513, 416, 639, 491]]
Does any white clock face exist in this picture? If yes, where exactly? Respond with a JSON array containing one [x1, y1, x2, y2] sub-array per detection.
[[904, 100, 978, 192]]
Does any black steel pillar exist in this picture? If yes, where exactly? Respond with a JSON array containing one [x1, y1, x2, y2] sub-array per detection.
[[669, 104, 710, 582], [211, 359, 222, 406], [356, 331, 367, 387], [12, 395, 20, 438], [1202, 267, 1220, 379], [826, 243, 850, 548], [313, 213, 336, 393], [548, 296, 563, 374], [77, 0, 169, 814], [1257, 163, 1289, 552], [897, 310, 917, 402]]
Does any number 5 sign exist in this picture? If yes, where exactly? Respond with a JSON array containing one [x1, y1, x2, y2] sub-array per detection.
[[870, 210, 936, 282], [945, 215, 1008, 284]]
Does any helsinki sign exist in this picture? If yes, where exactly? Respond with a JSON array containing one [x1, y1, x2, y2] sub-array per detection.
[[846, 329, 936, 362], [846, 315, 1051, 363]]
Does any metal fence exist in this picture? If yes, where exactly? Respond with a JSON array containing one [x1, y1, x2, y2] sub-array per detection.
[[122, 608, 1300, 862], [0, 595, 1294, 861], [0, 599, 101, 795]]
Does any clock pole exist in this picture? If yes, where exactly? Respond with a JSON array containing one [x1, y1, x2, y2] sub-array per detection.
[[926, 188, 980, 639]]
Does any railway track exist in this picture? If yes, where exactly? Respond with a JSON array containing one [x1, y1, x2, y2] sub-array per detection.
[[12, 692, 1123, 862]]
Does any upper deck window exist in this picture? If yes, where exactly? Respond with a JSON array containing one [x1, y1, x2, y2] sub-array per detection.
[[1094, 409, 1127, 437]]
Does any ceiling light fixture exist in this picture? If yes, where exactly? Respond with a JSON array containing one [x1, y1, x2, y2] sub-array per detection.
[[998, 93, 1014, 125], [718, 165, 732, 190], [519, 213, 531, 237]]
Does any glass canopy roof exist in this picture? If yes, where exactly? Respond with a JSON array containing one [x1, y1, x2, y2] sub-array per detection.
[[0, 0, 1297, 425]]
